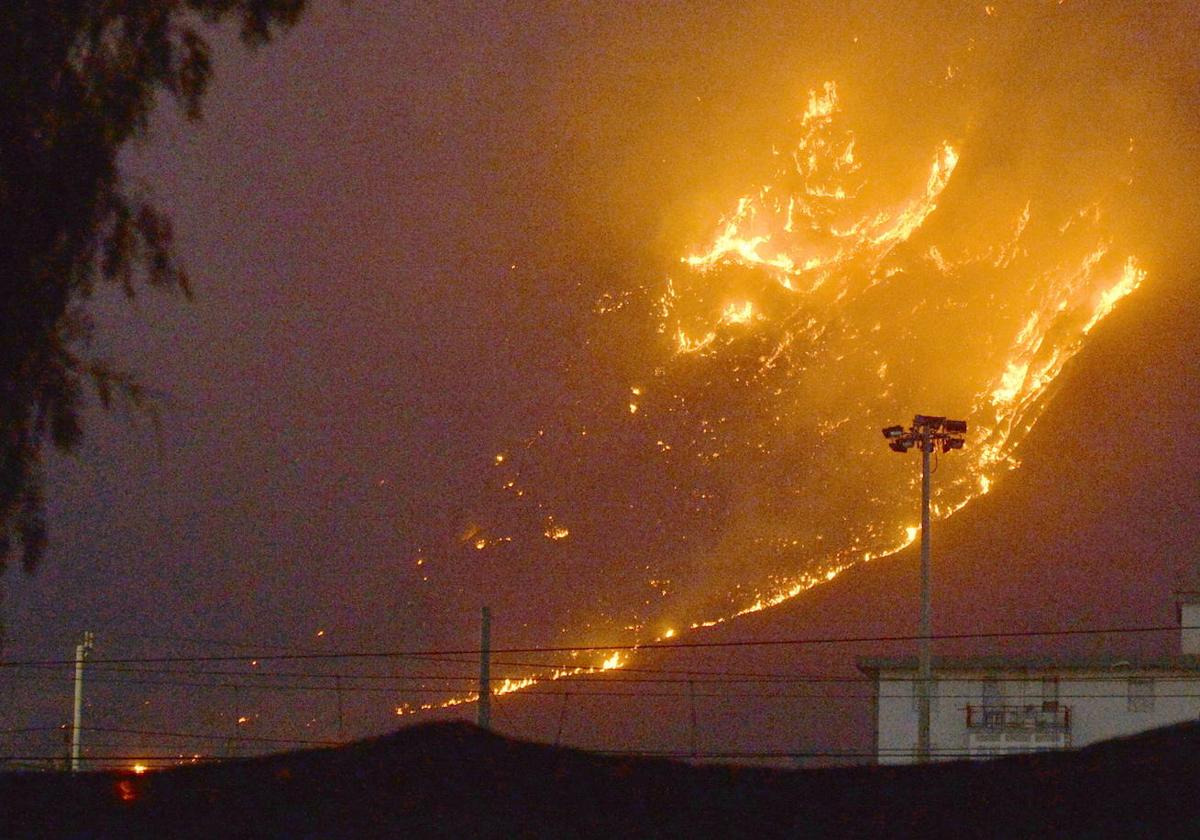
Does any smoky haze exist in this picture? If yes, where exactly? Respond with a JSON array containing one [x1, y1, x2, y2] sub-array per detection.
[[9, 0, 1199, 748], [409, 0, 1200, 654]]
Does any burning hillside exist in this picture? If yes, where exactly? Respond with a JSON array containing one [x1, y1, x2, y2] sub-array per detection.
[[402, 1, 1194, 695]]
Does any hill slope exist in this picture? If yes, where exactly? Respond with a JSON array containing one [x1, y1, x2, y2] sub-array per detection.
[[4, 720, 1200, 838], [479, 270, 1200, 758]]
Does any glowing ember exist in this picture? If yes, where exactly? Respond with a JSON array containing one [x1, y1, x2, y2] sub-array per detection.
[[543, 517, 570, 541]]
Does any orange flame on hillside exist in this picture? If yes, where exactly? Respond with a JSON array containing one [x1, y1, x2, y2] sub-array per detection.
[[408, 76, 1146, 716], [655, 80, 1144, 624]]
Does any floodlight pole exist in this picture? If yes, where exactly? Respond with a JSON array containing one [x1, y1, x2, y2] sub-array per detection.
[[881, 415, 965, 764], [917, 428, 932, 764]]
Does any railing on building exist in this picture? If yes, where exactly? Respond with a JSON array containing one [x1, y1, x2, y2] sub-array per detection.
[[965, 704, 1071, 731], [964, 704, 1071, 756]]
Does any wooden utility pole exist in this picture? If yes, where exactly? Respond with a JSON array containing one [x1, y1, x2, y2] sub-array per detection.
[[478, 607, 491, 729], [70, 632, 93, 772]]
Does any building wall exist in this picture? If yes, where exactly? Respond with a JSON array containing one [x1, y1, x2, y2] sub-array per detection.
[[875, 670, 1200, 764], [1181, 602, 1200, 655]]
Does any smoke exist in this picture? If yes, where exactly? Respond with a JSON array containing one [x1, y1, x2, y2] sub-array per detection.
[[411, 0, 1200, 650]]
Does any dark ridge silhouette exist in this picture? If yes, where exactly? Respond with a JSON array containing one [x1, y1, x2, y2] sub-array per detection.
[[2, 719, 1198, 838]]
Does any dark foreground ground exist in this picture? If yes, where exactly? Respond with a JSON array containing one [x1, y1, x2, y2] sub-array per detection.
[[2, 721, 1198, 839]]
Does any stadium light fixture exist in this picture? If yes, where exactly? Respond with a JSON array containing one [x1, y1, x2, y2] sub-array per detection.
[[880, 414, 967, 763]]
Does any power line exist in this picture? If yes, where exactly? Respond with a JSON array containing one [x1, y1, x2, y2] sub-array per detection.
[[10, 665, 1200, 693], [77, 726, 338, 746], [104, 632, 326, 654], [0, 746, 1051, 764], [15, 668, 1200, 701], [16, 666, 1200, 696], [0, 755, 219, 764], [70, 659, 1200, 685], [0, 622, 1187, 668], [5, 622, 1195, 760], [596, 748, 990, 760]]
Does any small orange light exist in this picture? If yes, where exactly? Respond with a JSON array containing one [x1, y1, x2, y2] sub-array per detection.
[[116, 779, 136, 802]]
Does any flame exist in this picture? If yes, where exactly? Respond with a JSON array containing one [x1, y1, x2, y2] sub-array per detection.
[[675, 327, 717, 355], [600, 651, 624, 670], [675, 82, 958, 317], [407, 77, 1149, 719], [472, 535, 512, 551], [543, 516, 570, 541], [991, 362, 1029, 405], [720, 301, 756, 325], [1084, 257, 1145, 335], [651, 79, 1145, 627], [395, 648, 634, 716]]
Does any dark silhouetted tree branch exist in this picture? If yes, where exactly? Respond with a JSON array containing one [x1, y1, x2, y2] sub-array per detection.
[[0, 1, 307, 571]]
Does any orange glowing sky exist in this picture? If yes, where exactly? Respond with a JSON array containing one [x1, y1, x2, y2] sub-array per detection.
[[4, 0, 1199, 764]]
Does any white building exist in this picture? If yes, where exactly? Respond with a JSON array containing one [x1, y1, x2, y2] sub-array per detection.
[[857, 592, 1200, 764]]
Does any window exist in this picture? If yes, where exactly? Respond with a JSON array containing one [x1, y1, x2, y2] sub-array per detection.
[[982, 678, 1003, 709], [1128, 678, 1155, 713], [981, 678, 1003, 725], [1041, 677, 1059, 711]]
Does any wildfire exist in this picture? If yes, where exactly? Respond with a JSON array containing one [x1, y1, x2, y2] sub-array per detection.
[[1084, 257, 1146, 335], [652, 79, 1147, 626], [543, 516, 570, 541], [719, 301, 756, 325], [678, 82, 958, 307], [408, 72, 1150, 720], [395, 648, 632, 717]]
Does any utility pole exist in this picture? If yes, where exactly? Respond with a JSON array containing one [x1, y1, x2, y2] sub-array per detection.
[[882, 415, 966, 763], [221, 683, 243, 759], [70, 631, 93, 773], [478, 606, 491, 729], [688, 680, 699, 760], [554, 691, 570, 746], [335, 675, 345, 743]]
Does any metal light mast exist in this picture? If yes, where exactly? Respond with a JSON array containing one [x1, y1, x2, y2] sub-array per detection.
[[881, 415, 966, 763]]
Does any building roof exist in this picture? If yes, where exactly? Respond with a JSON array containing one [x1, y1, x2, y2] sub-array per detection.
[[856, 654, 1200, 677]]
